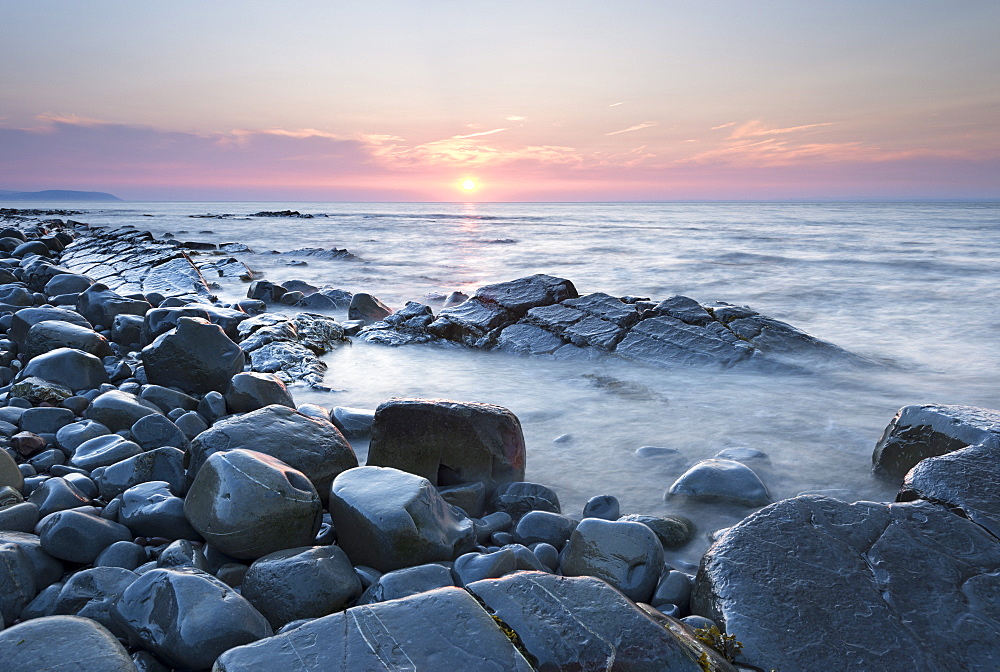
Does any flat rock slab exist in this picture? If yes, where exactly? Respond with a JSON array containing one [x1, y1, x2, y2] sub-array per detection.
[[691, 495, 1000, 671], [467, 572, 706, 672], [214, 586, 533, 671]]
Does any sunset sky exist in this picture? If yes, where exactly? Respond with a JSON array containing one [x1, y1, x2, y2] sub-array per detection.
[[1, 1, 998, 201]]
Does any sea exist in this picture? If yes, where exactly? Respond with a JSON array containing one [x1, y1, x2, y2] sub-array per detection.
[[8, 200, 999, 567]]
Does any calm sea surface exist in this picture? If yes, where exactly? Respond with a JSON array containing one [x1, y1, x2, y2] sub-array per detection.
[[12, 200, 999, 565]]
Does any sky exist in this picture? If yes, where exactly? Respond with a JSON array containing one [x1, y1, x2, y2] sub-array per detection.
[[1, 1, 999, 201]]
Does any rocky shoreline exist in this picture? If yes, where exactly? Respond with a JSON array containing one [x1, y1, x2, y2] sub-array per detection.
[[0, 213, 998, 671]]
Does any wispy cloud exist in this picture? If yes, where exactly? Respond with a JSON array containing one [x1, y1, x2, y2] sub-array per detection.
[[711, 121, 737, 130], [36, 112, 108, 126], [606, 121, 657, 136], [505, 115, 526, 121], [451, 127, 508, 139], [609, 102, 625, 107], [729, 120, 837, 139]]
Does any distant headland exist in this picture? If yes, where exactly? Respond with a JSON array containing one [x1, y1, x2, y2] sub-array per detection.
[[0, 189, 122, 202]]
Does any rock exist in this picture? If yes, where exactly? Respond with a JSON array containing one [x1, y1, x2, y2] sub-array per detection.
[[347, 292, 392, 324], [71, 434, 143, 471], [513, 510, 577, 549], [489, 481, 561, 521], [0, 450, 23, 492], [19, 406, 76, 434], [467, 572, 707, 672], [175, 410, 209, 439], [438, 480, 486, 517], [0, 616, 137, 672], [329, 406, 375, 437], [37, 509, 132, 564], [618, 513, 697, 550], [197, 390, 227, 423], [56, 418, 111, 453], [0, 502, 39, 532], [0, 285, 35, 307], [356, 563, 455, 604], [8, 306, 92, 344], [242, 545, 362, 628], [157, 539, 209, 570], [667, 458, 771, 507], [872, 404, 1000, 480], [582, 494, 620, 520], [0, 542, 36, 626], [0, 531, 64, 589], [453, 548, 517, 586], [139, 384, 199, 414], [652, 570, 693, 610], [27, 477, 90, 517], [119, 481, 199, 540], [247, 280, 286, 303], [9, 376, 73, 404], [214, 587, 532, 672], [692, 496, 1000, 671], [649, 295, 714, 326], [141, 306, 211, 344], [367, 398, 525, 494], [112, 567, 272, 670], [328, 466, 476, 572], [247, 340, 326, 386], [24, 320, 112, 360], [141, 317, 245, 394], [495, 323, 566, 355], [616, 315, 753, 368], [898, 442, 1000, 537], [714, 445, 772, 467], [94, 540, 147, 570], [19, 347, 110, 392], [12, 431, 46, 458], [93, 446, 186, 500], [130, 413, 189, 451], [53, 566, 138, 637], [559, 518, 664, 603], [224, 372, 295, 413], [183, 449, 322, 560], [85, 390, 163, 432], [44, 272, 93, 295]]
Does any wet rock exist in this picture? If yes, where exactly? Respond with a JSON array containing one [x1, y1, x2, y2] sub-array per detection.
[[329, 405, 375, 437], [139, 384, 199, 414], [0, 284, 35, 307], [0, 449, 24, 492], [356, 563, 455, 604], [224, 371, 295, 413], [453, 548, 517, 586], [94, 540, 147, 570], [649, 295, 714, 326], [93, 446, 186, 500], [347, 292, 392, 324], [85, 390, 163, 432], [76, 283, 150, 328], [44, 272, 93, 296], [53, 566, 138, 637], [142, 317, 245, 394], [616, 315, 753, 368], [0, 541, 36, 626], [247, 340, 325, 385], [19, 406, 76, 435], [367, 398, 525, 494], [9, 376, 73, 404], [328, 466, 476, 572], [140, 306, 211, 344], [438, 480, 486, 517], [0, 502, 39, 532], [111, 314, 144, 348], [242, 545, 362, 628], [667, 458, 771, 507], [495, 323, 566, 355], [56, 418, 111, 453], [618, 513, 697, 550], [467, 572, 707, 672], [20, 347, 110, 392], [8, 306, 92, 344], [112, 567, 272, 670], [188, 404, 357, 500], [582, 494, 620, 520], [157, 539, 209, 570], [692, 496, 1000, 671], [37, 509, 132, 564], [214, 587, 532, 672], [0, 615, 137, 672], [0, 530, 64, 589], [653, 570, 694, 611], [119, 481, 199, 540], [559, 517, 664, 603], [872, 404, 1000, 481], [72, 434, 143, 471], [183, 449, 322, 560], [513, 510, 577, 549], [489, 481, 561, 521], [24, 320, 112, 360], [197, 390, 227, 423], [27, 477, 90, 517], [175, 410, 209, 439], [12, 431, 47, 458], [130, 413, 189, 451]]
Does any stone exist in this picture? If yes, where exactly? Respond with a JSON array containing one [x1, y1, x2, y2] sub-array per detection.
[[0, 616, 137, 672], [183, 449, 322, 560], [650, 295, 714, 326], [367, 398, 525, 494], [474, 511, 513, 544], [872, 404, 1000, 481], [18, 580, 62, 620], [667, 458, 771, 507], [157, 539, 209, 570], [0, 502, 39, 532], [328, 466, 476, 572], [119, 481, 200, 540], [532, 542, 559, 572], [85, 390, 163, 431], [141, 306, 211, 344], [37, 509, 132, 564], [0, 542, 36, 626], [9, 376, 73, 404], [559, 518, 664, 603], [11, 431, 46, 458], [53, 566, 138, 637], [224, 372, 295, 413], [582, 494, 620, 520], [76, 283, 150, 328], [130, 413, 188, 451], [618, 513, 697, 550], [489, 481, 561, 521], [0, 530, 64, 589], [93, 446, 186, 500], [188, 404, 357, 500], [214, 587, 532, 672], [139, 384, 199, 414], [438, 480, 486, 517], [141, 317, 245, 394], [513, 510, 577, 549], [19, 406, 76, 434], [329, 405, 376, 437], [347, 292, 392, 323], [453, 548, 517, 586], [44, 272, 93, 295], [616, 315, 753, 368], [692, 496, 1000, 671], [94, 541, 148, 570], [27, 477, 90, 517], [56, 418, 111, 453], [652, 570, 694, 611], [467, 572, 706, 672], [20, 347, 110, 392], [28, 448, 65, 471], [8, 306, 92, 344], [197, 390, 227, 423], [495, 323, 566, 355], [0, 450, 23, 492], [71, 434, 143, 471], [242, 545, 362, 628], [112, 567, 272, 670], [356, 563, 455, 604], [24, 320, 112, 360], [175, 410, 209, 439], [0, 284, 34, 307]]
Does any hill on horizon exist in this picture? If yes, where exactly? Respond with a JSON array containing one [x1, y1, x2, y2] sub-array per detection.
[[0, 189, 122, 202]]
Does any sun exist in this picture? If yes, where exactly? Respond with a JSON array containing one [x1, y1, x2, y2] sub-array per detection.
[[461, 178, 477, 191]]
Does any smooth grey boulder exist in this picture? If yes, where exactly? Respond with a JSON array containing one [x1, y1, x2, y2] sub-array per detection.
[[141, 317, 245, 394], [582, 494, 620, 520], [467, 572, 707, 672], [0, 542, 36, 626], [0, 450, 22, 492], [37, 509, 132, 564], [0, 284, 34, 306], [56, 419, 111, 453], [667, 458, 771, 507], [139, 384, 199, 414], [872, 404, 1000, 480], [513, 510, 577, 549], [175, 410, 209, 439], [489, 481, 561, 521], [157, 539, 209, 571], [20, 347, 110, 392], [438, 480, 486, 517], [94, 541, 147, 570], [347, 292, 392, 324], [19, 407, 76, 434], [328, 466, 476, 572], [367, 398, 525, 494], [184, 449, 322, 560], [118, 481, 199, 540], [76, 283, 151, 328], [453, 548, 517, 586], [44, 272, 93, 296], [559, 518, 664, 603], [130, 413, 188, 451], [0, 531, 64, 589], [898, 441, 1000, 537], [140, 306, 211, 345], [71, 434, 143, 471], [0, 502, 39, 532], [24, 320, 112, 360], [0, 616, 137, 672], [242, 545, 362, 628], [652, 570, 694, 610], [53, 566, 138, 637], [329, 405, 376, 438], [8, 306, 92, 344], [356, 563, 455, 604], [93, 446, 186, 500], [692, 496, 1000, 671], [8, 376, 73, 405], [85, 390, 163, 432], [214, 587, 533, 672], [224, 372, 294, 413], [113, 567, 272, 670], [17, 580, 62, 621], [618, 513, 696, 550], [27, 477, 90, 517], [188, 404, 357, 501]]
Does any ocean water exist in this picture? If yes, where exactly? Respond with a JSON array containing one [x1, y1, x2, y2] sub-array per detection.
[[11, 200, 1000, 565]]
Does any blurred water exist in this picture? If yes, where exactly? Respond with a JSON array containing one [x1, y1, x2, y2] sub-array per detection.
[[17, 200, 999, 565]]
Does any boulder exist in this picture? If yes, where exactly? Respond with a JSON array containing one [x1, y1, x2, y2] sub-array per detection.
[[356, 563, 455, 604], [214, 587, 532, 671], [0, 616, 137, 672], [559, 518, 664, 603], [224, 372, 295, 413], [872, 404, 1000, 481], [0, 502, 39, 533], [24, 320, 112, 360], [19, 407, 76, 435], [56, 418, 111, 453], [618, 513, 696, 550], [615, 316, 753, 368], [8, 306, 92, 344], [467, 572, 708, 671], [118, 481, 200, 540], [9, 376, 73, 404], [367, 398, 525, 494], [141, 306, 211, 345], [130, 413, 189, 451], [452, 548, 517, 586], [112, 567, 272, 670], [44, 272, 93, 296], [141, 317, 245, 394], [76, 283, 150, 328], [0, 450, 22, 492], [513, 510, 577, 549], [0, 530, 64, 589], [85, 390, 163, 432], [53, 566, 138, 637], [19, 347, 110, 392], [495, 323, 566, 356], [489, 481, 561, 521], [691, 496, 1000, 671], [329, 406, 375, 437], [37, 509, 132, 564], [71, 435, 144, 471], [27, 477, 90, 517], [667, 458, 771, 507], [0, 541, 36, 626], [347, 292, 392, 324], [183, 449, 322, 560], [328, 466, 476, 572]]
